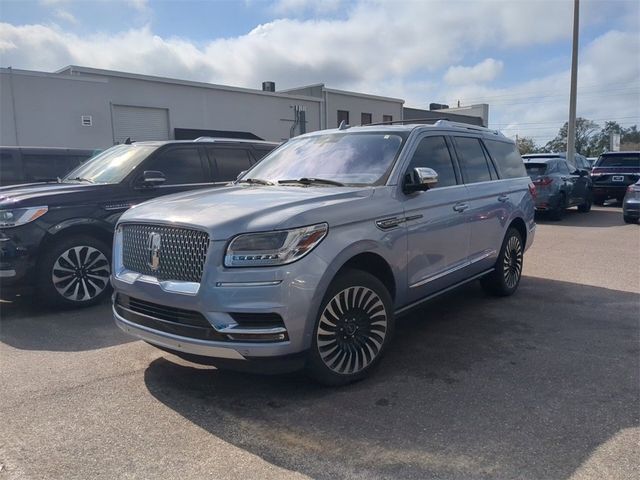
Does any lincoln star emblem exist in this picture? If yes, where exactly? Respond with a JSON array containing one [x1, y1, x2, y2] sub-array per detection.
[[147, 232, 161, 271]]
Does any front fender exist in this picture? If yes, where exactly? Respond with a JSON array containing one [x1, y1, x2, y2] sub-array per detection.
[[47, 217, 115, 237]]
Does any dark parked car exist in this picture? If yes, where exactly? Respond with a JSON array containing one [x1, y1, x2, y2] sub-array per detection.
[[590, 151, 640, 205], [0, 138, 277, 307], [522, 153, 592, 220], [0, 146, 100, 186], [622, 179, 640, 224]]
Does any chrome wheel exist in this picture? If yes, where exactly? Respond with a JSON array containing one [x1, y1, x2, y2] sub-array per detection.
[[317, 286, 388, 375], [52, 246, 110, 302], [503, 235, 523, 289]]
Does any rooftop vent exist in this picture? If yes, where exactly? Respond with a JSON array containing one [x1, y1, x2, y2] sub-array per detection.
[[262, 81, 276, 92]]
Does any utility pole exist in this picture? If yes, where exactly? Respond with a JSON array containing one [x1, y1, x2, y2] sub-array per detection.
[[566, 0, 580, 168]]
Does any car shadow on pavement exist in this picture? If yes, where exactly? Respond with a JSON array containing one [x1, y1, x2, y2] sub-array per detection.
[[0, 296, 135, 351], [536, 206, 626, 228], [144, 277, 639, 480]]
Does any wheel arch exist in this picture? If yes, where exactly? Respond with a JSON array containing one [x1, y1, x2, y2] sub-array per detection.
[[507, 216, 527, 246]]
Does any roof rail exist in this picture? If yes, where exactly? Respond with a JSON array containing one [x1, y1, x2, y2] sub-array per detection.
[[433, 120, 503, 136], [364, 117, 450, 127], [192, 136, 274, 144]]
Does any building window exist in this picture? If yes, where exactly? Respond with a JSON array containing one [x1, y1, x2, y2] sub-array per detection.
[[361, 113, 372, 125], [337, 110, 349, 126], [383, 115, 393, 124]]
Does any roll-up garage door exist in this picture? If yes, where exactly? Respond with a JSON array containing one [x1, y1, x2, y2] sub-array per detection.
[[112, 105, 169, 143]]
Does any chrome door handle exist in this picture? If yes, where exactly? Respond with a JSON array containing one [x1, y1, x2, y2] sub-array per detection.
[[453, 203, 468, 212], [498, 194, 509, 202]]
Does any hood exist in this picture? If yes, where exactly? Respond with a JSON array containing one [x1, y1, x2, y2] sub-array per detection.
[[119, 184, 375, 240], [0, 182, 108, 208]]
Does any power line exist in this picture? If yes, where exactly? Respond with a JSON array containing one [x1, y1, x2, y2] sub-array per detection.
[[491, 116, 639, 126]]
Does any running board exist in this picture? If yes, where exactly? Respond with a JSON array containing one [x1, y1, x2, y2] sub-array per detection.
[[395, 268, 494, 317]]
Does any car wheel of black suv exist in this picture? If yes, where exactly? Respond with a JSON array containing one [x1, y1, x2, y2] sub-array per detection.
[[577, 192, 592, 213], [481, 227, 524, 297], [38, 235, 112, 307], [307, 269, 394, 386]]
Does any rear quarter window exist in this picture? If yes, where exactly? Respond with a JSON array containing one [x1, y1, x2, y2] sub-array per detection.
[[484, 139, 527, 179]]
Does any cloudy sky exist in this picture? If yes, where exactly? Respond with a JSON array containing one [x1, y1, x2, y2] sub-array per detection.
[[1, 0, 638, 144]]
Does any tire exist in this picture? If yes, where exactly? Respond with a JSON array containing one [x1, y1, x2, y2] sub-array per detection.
[[577, 192, 592, 213], [549, 193, 566, 221], [306, 269, 394, 386], [593, 196, 605, 206], [38, 234, 112, 308], [623, 215, 638, 224], [480, 228, 524, 297]]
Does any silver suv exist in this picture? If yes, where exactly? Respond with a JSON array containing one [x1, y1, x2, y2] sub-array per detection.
[[112, 120, 536, 385]]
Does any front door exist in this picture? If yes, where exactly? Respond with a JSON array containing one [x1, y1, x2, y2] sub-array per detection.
[[402, 135, 470, 302]]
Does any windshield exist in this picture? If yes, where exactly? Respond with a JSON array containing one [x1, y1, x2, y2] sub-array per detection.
[[242, 132, 407, 186], [63, 144, 158, 184], [596, 153, 640, 168]]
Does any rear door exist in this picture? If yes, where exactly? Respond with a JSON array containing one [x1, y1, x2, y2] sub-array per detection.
[[451, 135, 504, 269], [402, 134, 470, 301]]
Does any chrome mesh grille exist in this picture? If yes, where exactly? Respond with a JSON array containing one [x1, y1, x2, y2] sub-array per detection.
[[121, 224, 210, 283]]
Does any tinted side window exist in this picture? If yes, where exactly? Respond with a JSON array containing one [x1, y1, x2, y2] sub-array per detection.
[[484, 139, 526, 179], [22, 154, 62, 181], [0, 152, 21, 183], [149, 147, 207, 185], [453, 137, 492, 184], [210, 148, 253, 181], [406, 136, 457, 188]]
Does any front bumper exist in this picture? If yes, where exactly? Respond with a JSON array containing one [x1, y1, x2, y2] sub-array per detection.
[[0, 224, 45, 287], [111, 237, 331, 364]]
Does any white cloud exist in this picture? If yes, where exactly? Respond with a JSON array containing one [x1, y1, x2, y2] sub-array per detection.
[[53, 9, 78, 25], [444, 59, 504, 85], [273, 0, 343, 15], [0, 0, 638, 145]]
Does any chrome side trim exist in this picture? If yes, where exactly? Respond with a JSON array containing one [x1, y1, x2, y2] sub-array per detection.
[[397, 269, 494, 316], [217, 325, 288, 335], [0, 269, 16, 278], [409, 249, 496, 289], [215, 280, 282, 287], [113, 306, 246, 360]]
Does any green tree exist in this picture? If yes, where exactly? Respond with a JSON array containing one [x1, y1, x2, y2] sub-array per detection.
[[516, 136, 538, 155], [587, 121, 623, 156], [544, 117, 599, 154]]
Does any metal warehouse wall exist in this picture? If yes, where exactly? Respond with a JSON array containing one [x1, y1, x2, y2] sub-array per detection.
[[0, 68, 322, 149]]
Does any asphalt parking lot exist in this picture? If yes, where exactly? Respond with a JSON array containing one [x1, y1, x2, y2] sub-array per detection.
[[1, 205, 638, 480]]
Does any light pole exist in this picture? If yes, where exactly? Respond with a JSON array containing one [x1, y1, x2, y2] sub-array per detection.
[[567, 0, 580, 168]]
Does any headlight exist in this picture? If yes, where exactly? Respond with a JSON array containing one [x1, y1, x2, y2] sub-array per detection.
[[0, 206, 48, 228], [225, 223, 328, 267]]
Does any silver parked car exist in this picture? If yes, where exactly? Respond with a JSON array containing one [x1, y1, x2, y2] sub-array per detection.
[[522, 153, 592, 220], [623, 179, 640, 224], [112, 121, 536, 385]]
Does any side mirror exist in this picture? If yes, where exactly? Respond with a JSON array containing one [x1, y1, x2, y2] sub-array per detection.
[[404, 167, 438, 193], [141, 170, 166, 186]]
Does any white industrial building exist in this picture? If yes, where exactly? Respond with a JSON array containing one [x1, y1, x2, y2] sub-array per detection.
[[0, 65, 486, 149]]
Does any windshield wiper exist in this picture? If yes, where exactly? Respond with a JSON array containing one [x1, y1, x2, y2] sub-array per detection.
[[278, 177, 345, 187], [65, 176, 95, 184], [236, 178, 275, 186]]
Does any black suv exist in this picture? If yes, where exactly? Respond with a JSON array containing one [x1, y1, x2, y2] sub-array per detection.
[[0, 138, 277, 307], [591, 151, 640, 204]]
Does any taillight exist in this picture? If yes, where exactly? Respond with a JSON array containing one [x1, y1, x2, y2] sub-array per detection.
[[533, 176, 553, 186], [528, 182, 537, 200]]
